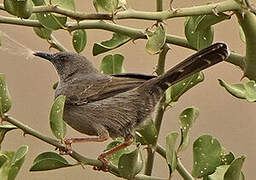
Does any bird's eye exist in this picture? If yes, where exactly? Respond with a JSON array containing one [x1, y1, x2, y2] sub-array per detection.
[[60, 56, 65, 60]]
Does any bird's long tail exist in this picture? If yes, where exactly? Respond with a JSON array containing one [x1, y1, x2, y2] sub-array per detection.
[[142, 42, 230, 91]]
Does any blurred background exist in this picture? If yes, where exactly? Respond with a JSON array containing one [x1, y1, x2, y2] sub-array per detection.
[[0, 0, 254, 179]]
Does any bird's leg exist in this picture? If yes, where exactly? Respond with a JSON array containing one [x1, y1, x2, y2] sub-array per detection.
[[93, 135, 134, 171], [60, 134, 109, 155]]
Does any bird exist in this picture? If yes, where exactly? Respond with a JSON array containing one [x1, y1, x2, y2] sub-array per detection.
[[34, 42, 229, 169]]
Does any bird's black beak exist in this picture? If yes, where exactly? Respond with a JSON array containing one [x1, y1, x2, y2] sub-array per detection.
[[33, 52, 53, 61]]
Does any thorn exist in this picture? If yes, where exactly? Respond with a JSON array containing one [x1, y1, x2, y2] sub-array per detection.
[[23, 131, 27, 136], [162, 20, 167, 25], [169, 0, 174, 11], [241, 11, 245, 19], [110, 11, 117, 24], [131, 39, 137, 44], [212, 5, 219, 16], [170, 8, 179, 14], [0, 114, 7, 124], [80, 162, 85, 169], [225, 12, 234, 19], [47, 40, 59, 51], [142, 146, 151, 151], [136, 142, 141, 148], [49, 3, 58, 9], [240, 74, 246, 81]]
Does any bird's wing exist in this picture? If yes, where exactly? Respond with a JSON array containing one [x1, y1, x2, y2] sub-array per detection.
[[112, 73, 156, 80], [62, 73, 156, 105]]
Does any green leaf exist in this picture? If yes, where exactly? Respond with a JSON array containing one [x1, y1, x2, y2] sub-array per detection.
[[105, 138, 129, 167], [0, 151, 14, 180], [4, 0, 33, 19], [118, 0, 127, 9], [166, 132, 178, 174], [135, 119, 157, 145], [166, 72, 204, 103], [218, 79, 256, 102], [7, 145, 28, 180], [0, 73, 12, 116], [0, 146, 28, 180], [30, 14, 52, 40], [36, 12, 66, 30], [93, 0, 118, 13], [232, 0, 247, 7], [220, 151, 235, 165], [50, 95, 66, 140], [52, 82, 59, 90], [118, 148, 143, 179], [0, 154, 8, 168], [93, 33, 131, 56], [30, 151, 72, 171], [51, 0, 75, 11], [100, 54, 125, 75], [185, 16, 214, 50], [238, 25, 246, 43], [0, 125, 17, 146], [204, 165, 229, 180], [33, 26, 52, 39], [204, 164, 245, 180], [203, 150, 235, 180], [236, 12, 256, 80], [192, 135, 222, 178], [35, 0, 75, 30], [72, 29, 87, 53], [146, 25, 166, 55], [224, 156, 245, 180], [194, 13, 230, 31], [178, 107, 199, 152]]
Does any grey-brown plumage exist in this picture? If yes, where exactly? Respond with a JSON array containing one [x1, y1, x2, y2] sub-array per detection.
[[34, 42, 229, 164]]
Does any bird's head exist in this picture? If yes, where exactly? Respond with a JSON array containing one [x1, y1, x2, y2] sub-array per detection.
[[34, 51, 98, 81]]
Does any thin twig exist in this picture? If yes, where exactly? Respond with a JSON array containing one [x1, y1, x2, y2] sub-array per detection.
[[49, 35, 68, 52], [0, 0, 240, 21], [144, 43, 170, 175], [156, 144, 194, 180], [4, 115, 120, 176], [0, 15, 245, 69]]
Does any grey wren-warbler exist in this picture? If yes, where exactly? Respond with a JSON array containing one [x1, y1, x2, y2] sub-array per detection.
[[34, 42, 229, 169]]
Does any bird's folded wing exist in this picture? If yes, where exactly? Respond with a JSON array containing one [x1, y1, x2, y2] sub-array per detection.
[[63, 73, 156, 105]]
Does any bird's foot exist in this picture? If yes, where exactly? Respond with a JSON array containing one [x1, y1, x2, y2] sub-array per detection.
[[59, 139, 73, 155], [93, 154, 110, 172]]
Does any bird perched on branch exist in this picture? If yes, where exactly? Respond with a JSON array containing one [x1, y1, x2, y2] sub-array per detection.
[[34, 42, 229, 169]]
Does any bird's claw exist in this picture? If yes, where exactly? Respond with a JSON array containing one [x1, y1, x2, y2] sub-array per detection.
[[93, 155, 110, 172], [59, 139, 73, 155]]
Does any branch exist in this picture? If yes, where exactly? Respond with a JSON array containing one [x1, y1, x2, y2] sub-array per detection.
[[116, 0, 240, 20], [245, 0, 256, 15], [144, 0, 166, 175], [144, 43, 170, 176], [226, 51, 245, 70], [3, 115, 120, 176], [49, 35, 68, 52], [156, 144, 194, 180], [33, 5, 112, 20], [144, 147, 155, 176], [0, 0, 240, 21], [0, 15, 41, 27], [0, 16, 245, 69]]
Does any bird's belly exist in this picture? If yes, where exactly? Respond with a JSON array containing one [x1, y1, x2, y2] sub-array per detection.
[[62, 91, 156, 138]]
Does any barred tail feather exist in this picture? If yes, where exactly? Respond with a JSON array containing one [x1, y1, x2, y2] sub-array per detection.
[[145, 42, 229, 90]]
